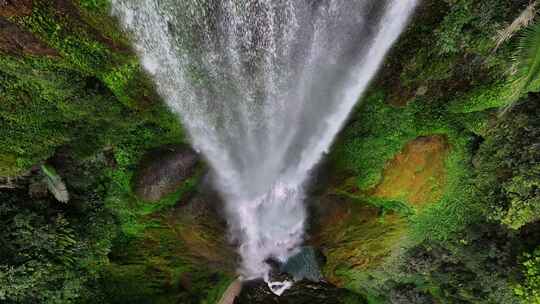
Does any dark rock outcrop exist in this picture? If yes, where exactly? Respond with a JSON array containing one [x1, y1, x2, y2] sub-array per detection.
[[0, 0, 33, 18], [0, 17, 59, 57], [232, 248, 365, 303], [134, 144, 200, 202], [234, 279, 367, 304]]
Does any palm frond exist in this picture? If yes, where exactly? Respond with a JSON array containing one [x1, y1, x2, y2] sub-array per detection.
[[495, 1, 537, 51], [502, 21, 540, 114]]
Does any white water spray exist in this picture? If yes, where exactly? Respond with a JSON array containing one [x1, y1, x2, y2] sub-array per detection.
[[111, 0, 417, 287]]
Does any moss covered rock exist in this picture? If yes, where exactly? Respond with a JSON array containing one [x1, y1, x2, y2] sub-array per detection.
[[371, 135, 450, 209], [134, 144, 200, 202]]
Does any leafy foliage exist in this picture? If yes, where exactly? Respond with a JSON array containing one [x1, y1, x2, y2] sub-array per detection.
[[515, 247, 540, 304], [1, 0, 539, 303], [507, 22, 540, 109], [494, 1, 537, 50], [0, 187, 113, 303], [401, 223, 523, 304], [474, 96, 540, 229]]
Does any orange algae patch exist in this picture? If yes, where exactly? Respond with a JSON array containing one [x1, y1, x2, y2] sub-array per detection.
[[371, 135, 450, 208], [311, 195, 408, 286]]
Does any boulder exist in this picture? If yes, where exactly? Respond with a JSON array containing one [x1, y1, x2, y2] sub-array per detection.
[[134, 144, 200, 202]]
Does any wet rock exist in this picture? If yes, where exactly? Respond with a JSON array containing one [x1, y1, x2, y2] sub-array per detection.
[[234, 279, 367, 304], [0, 0, 32, 17], [280, 246, 324, 282], [0, 17, 59, 57], [218, 278, 243, 304], [134, 144, 200, 202]]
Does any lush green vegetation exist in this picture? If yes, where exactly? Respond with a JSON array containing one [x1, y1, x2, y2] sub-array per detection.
[[515, 246, 540, 304], [323, 0, 540, 303], [0, 1, 230, 303], [0, 0, 539, 303], [0, 189, 113, 303]]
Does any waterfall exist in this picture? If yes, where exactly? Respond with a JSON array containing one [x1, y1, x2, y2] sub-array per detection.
[[111, 0, 417, 287]]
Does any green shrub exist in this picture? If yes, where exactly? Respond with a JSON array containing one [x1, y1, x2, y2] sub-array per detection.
[[474, 96, 540, 229], [515, 247, 540, 304]]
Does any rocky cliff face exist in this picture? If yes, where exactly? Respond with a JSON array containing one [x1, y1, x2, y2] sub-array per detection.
[[235, 280, 366, 304], [133, 145, 200, 202]]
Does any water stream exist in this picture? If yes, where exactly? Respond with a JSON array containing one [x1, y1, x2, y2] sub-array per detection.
[[111, 0, 417, 292]]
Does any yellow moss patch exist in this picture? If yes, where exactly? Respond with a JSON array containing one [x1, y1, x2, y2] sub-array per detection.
[[0, 153, 20, 177], [312, 195, 408, 286], [371, 135, 450, 209], [159, 195, 236, 272]]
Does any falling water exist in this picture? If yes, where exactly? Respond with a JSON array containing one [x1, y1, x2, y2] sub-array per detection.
[[111, 0, 417, 290]]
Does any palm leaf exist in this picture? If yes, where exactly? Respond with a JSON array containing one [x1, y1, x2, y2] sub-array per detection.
[[495, 1, 537, 50], [504, 21, 540, 114]]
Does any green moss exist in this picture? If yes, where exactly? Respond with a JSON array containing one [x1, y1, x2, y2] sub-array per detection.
[[0, 56, 97, 173], [0, 1, 185, 176], [0, 53, 183, 175], [457, 110, 493, 136], [12, 0, 150, 109], [0, 154, 19, 176], [326, 79, 487, 295], [100, 206, 233, 304], [101, 59, 140, 107], [409, 134, 481, 241], [15, 1, 111, 72], [105, 174, 200, 237], [78, 0, 111, 12], [323, 223, 408, 299], [330, 91, 417, 191], [449, 81, 513, 113], [332, 91, 455, 191], [334, 190, 414, 217], [319, 199, 409, 289], [104, 147, 197, 237]]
